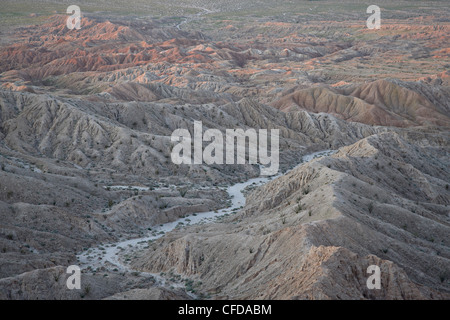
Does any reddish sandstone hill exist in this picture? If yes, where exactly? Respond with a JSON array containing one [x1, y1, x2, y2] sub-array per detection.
[[0, 15, 205, 81], [272, 79, 450, 128]]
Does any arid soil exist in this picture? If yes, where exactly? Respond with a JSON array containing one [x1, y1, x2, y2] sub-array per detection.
[[0, 0, 448, 300]]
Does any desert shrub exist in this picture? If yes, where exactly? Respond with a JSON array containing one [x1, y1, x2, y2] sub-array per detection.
[[178, 187, 188, 197]]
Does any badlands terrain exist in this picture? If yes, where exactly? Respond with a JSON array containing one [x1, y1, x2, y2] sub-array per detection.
[[0, 0, 449, 299]]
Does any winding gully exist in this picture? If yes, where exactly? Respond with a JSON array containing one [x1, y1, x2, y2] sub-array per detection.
[[77, 149, 335, 294]]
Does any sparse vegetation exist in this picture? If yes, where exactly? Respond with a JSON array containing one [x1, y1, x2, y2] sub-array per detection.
[[178, 187, 188, 197], [80, 285, 91, 298], [0, 0, 448, 301]]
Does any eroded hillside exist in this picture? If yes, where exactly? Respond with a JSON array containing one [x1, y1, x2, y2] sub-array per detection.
[[0, 0, 448, 300]]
